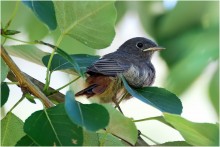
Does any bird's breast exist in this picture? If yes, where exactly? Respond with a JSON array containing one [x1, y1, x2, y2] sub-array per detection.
[[122, 64, 155, 88]]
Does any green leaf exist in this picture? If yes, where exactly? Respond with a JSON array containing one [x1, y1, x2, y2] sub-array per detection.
[[156, 141, 192, 146], [42, 54, 100, 73], [22, 0, 57, 30], [24, 103, 83, 146], [1, 58, 9, 82], [98, 132, 124, 146], [104, 104, 138, 145], [115, 1, 127, 24], [1, 112, 25, 146], [209, 67, 219, 116], [1, 82, 10, 107], [83, 130, 99, 146], [65, 91, 109, 131], [16, 135, 37, 146], [5, 45, 49, 66], [163, 113, 219, 146], [121, 76, 182, 114], [54, 1, 116, 49]]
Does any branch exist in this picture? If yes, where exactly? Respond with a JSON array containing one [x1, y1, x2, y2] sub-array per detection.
[[1, 46, 54, 108], [7, 71, 65, 103]]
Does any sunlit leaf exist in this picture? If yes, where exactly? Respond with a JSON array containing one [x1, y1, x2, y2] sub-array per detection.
[[54, 1, 116, 49], [22, 0, 57, 30], [24, 104, 83, 146], [1, 113, 25, 146], [5, 45, 49, 66], [164, 113, 219, 146], [98, 132, 124, 146], [209, 67, 219, 116], [83, 131, 99, 146], [157, 141, 192, 146], [65, 91, 109, 131], [1, 82, 10, 107], [1, 58, 9, 82], [103, 104, 138, 145], [121, 76, 182, 114]]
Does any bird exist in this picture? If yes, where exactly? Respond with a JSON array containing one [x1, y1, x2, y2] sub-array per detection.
[[75, 37, 164, 103]]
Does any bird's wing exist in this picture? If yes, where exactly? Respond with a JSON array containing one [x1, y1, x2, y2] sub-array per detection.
[[87, 58, 130, 76]]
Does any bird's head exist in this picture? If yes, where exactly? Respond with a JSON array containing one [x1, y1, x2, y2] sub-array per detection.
[[118, 37, 165, 59]]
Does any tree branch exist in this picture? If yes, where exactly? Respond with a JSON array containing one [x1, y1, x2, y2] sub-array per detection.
[[7, 71, 65, 103], [1, 46, 54, 108]]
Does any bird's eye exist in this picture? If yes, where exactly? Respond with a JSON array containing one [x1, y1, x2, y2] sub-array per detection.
[[136, 42, 143, 48]]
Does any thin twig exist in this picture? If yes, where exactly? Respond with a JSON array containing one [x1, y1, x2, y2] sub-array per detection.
[[1, 46, 54, 108]]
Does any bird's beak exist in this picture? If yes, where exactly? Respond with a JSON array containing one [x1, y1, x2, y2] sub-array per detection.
[[143, 46, 165, 52]]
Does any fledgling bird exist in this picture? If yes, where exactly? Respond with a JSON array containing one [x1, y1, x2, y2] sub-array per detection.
[[75, 37, 164, 103]]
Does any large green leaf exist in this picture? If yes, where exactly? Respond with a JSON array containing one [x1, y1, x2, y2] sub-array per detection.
[[164, 113, 219, 146], [65, 91, 109, 131], [23, 103, 83, 146], [42, 54, 99, 73], [16, 135, 37, 146], [209, 67, 219, 116], [53, 1, 116, 49], [1, 82, 10, 107], [103, 104, 138, 145], [121, 76, 182, 114], [5, 45, 49, 66], [1, 58, 9, 82], [22, 0, 57, 30], [1, 112, 25, 146]]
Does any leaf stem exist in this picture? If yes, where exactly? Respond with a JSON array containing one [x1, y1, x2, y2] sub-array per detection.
[[7, 95, 25, 114], [133, 117, 156, 123], [43, 34, 64, 92], [140, 133, 160, 145], [49, 76, 81, 95], [5, 81, 19, 85], [2, 35, 37, 45]]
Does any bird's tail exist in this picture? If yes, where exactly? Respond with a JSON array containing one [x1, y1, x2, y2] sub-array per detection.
[[75, 84, 98, 98]]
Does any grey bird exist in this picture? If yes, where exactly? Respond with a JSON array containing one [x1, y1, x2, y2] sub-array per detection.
[[75, 37, 164, 103]]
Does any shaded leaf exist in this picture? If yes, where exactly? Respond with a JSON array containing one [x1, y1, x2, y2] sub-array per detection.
[[16, 135, 37, 146], [164, 113, 219, 146], [54, 1, 116, 49], [65, 91, 109, 131], [55, 48, 83, 77], [98, 132, 124, 146], [1, 112, 25, 146], [121, 76, 182, 114], [22, 0, 57, 30], [5, 45, 49, 66], [42, 54, 99, 73], [103, 104, 138, 145], [1, 58, 9, 82], [1, 82, 10, 107], [156, 141, 192, 146], [209, 67, 219, 116], [24, 103, 83, 146]]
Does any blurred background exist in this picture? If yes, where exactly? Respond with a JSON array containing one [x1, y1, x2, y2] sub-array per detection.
[[1, 0, 219, 144]]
